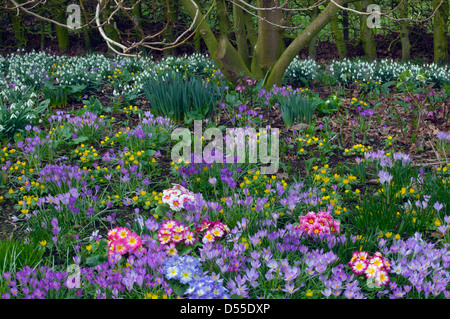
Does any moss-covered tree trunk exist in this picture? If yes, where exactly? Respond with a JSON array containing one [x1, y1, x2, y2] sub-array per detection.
[[399, 0, 410, 61], [266, 0, 353, 88], [308, 3, 319, 59], [9, 12, 28, 48], [55, 8, 69, 53], [179, 0, 251, 83], [252, 0, 284, 78], [103, 0, 121, 55], [194, 31, 202, 52], [233, 3, 251, 69], [181, 0, 355, 87], [40, 20, 46, 51], [355, 0, 377, 59], [342, 4, 349, 40], [331, 14, 348, 58], [163, 0, 178, 57], [433, 0, 449, 62], [244, 10, 258, 53]]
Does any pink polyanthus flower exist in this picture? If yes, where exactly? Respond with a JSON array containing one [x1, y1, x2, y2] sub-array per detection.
[[369, 256, 384, 269], [173, 224, 186, 233], [202, 230, 215, 244], [117, 227, 131, 240], [309, 222, 322, 236], [107, 226, 143, 259], [351, 260, 368, 275], [184, 230, 196, 245], [125, 232, 142, 251], [112, 238, 129, 255], [108, 227, 120, 241], [374, 269, 390, 286], [196, 219, 230, 244], [296, 211, 340, 236], [364, 264, 379, 279], [157, 230, 172, 245], [161, 220, 177, 230], [211, 226, 224, 237], [317, 211, 332, 221], [171, 231, 184, 243], [165, 243, 178, 256], [304, 211, 317, 224], [348, 251, 390, 284], [169, 197, 183, 211], [162, 185, 196, 211], [329, 220, 340, 234]]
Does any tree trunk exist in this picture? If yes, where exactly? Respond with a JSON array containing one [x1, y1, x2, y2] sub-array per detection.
[[83, 26, 91, 49], [194, 31, 202, 52], [217, 0, 231, 38], [252, 0, 284, 78], [233, 3, 251, 69], [163, 0, 178, 56], [356, 0, 377, 60], [399, 0, 410, 61], [308, 3, 319, 59], [331, 14, 348, 58], [180, 0, 251, 84], [40, 20, 45, 51], [266, 0, 354, 88], [244, 10, 258, 52], [9, 12, 28, 48], [55, 8, 69, 53], [433, 0, 449, 62], [104, 1, 121, 55], [182, 0, 356, 87], [217, 36, 252, 81], [342, 4, 349, 41]]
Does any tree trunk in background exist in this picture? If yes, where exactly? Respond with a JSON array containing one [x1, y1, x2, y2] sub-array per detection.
[[331, 14, 348, 58], [163, 0, 178, 57], [266, 0, 352, 88], [9, 12, 28, 48], [40, 20, 45, 50], [399, 0, 410, 61], [342, 4, 349, 41], [252, 0, 284, 78], [83, 26, 91, 49], [356, 0, 377, 59], [433, 0, 449, 62], [194, 31, 202, 52], [182, 0, 354, 87], [103, 1, 121, 55], [244, 10, 258, 54], [55, 8, 69, 53], [233, 3, 251, 69], [308, 3, 319, 59], [180, 0, 251, 83], [131, 1, 144, 54]]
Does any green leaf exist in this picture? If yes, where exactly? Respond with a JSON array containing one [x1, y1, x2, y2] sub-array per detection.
[[72, 135, 89, 144], [179, 245, 193, 256], [68, 84, 87, 94], [39, 99, 51, 109], [170, 280, 189, 296], [155, 204, 170, 216], [85, 254, 108, 267]]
